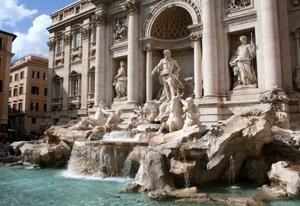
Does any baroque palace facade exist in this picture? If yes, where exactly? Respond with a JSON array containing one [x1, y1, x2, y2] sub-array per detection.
[[47, 0, 300, 127]]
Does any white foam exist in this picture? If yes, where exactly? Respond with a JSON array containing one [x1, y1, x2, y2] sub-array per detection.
[[59, 170, 133, 183]]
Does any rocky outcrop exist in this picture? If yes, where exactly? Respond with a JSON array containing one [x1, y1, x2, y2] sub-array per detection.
[[262, 161, 300, 197]]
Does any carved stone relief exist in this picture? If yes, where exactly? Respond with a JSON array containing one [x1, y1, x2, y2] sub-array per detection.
[[290, 0, 300, 7], [47, 40, 55, 51], [225, 0, 252, 13], [113, 18, 127, 42]]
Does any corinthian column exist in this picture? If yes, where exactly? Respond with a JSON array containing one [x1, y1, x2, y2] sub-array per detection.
[[202, 0, 218, 97], [191, 34, 203, 99], [260, 0, 282, 90], [123, 0, 140, 104], [94, 11, 107, 106], [145, 46, 153, 101]]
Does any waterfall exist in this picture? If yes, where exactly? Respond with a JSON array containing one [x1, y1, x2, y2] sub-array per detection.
[[228, 155, 240, 189], [134, 163, 144, 185], [122, 153, 133, 177], [181, 148, 191, 188]]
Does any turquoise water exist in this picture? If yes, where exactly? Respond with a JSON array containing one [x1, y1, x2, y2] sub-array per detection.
[[0, 167, 299, 206]]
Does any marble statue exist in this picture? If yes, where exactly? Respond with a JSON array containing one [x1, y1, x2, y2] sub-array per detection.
[[114, 19, 127, 41], [113, 61, 127, 99], [229, 35, 257, 88], [72, 101, 107, 130], [151, 49, 184, 104], [182, 97, 201, 129], [104, 109, 123, 130], [158, 95, 184, 134]]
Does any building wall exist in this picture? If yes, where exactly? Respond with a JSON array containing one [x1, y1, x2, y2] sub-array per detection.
[[9, 55, 48, 137], [46, 0, 300, 126], [0, 31, 16, 134]]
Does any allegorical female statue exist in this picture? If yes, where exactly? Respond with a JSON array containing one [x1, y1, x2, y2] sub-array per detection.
[[113, 61, 127, 99], [229, 35, 257, 88]]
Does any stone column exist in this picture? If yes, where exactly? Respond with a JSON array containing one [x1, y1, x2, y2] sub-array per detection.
[[47, 38, 55, 112], [191, 34, 203, 99], [260, 0, 282, 89], [294, 32, 300, 89], [94, 12, 106, 106], [123, 0, 139, 104], [145, 47, 153, 101], [295, 32, 300, 67], [202, 0, 218, 97]]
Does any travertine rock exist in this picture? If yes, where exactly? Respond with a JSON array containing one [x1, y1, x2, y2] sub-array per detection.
[[267, 161, 300, 197]]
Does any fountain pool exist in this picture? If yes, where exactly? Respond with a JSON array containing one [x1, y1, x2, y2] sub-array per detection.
[[0, 167, 299, 206]]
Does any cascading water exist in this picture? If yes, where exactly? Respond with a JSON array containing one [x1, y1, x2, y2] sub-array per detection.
[[181, 148, 191, 188], [65, 130, 143, 179], [228, 155, 240, 189]]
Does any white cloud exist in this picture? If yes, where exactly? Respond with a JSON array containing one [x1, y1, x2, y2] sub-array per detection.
[[12, 14, 52, 59], [0, 0, 38, 28]]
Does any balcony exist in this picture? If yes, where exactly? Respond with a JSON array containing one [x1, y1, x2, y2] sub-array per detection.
[[87, 93, 94, 108], [71, 46, 82, 62], [68, 95, 81, 109], [51, 98, 63, 111], [54, 52, 64, 67]]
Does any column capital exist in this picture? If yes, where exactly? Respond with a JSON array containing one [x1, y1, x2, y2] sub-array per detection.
[[190, 33, 201, 41], [80, 27, 90, 40], [47, 39, 55, 51], [121, 0, 139, 15], [93, 11, 108, 26], [64, 33, 72, 46], [144, 45, 152, 52]]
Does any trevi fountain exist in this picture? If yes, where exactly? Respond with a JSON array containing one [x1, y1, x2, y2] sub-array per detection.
[[1, 0, 300, 205]]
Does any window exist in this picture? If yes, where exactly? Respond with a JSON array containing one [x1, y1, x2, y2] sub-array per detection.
[[18, 102, 22, 111], [31, 86, 39, 95], [0, 80, 2, 93], [70, 71, 80, 96], [32, 71, 40, 79], [13, 88, 18, 96], [75, 6, 80, 14], [44, 103, 47, 112], [0, 57, 2, 68], [9, 89, 11, 97], [13, 104, 17, 112], [0, 37, 2, 50], [20, 71, 24, 79], [15, 73, 18, 81], [44, 88, 48, 96], [19, 86, 23, 95], [59, 14, 63, 21], [32, 117, 36, 124], [19, 117, 22, 124], [30, 102, 39, 112], [9, 75, 12, 83], [43, 73, 48, 80], [73, 32, 81, 48], [53, 76, 62, 98], [57, 39, 63, 53], [88, 67, 95, 95]]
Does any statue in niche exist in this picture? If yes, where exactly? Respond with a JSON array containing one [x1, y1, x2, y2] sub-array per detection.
[[151, 49, 184, 104], [229, 35, 257, 89], [290, 0, 299, 7], [114, 19, 127, 41], [152, 49, 184, 122], [113, 61, 127, 100]]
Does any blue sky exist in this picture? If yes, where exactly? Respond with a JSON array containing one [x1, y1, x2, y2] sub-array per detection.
[[0, 0, 76, 60]]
